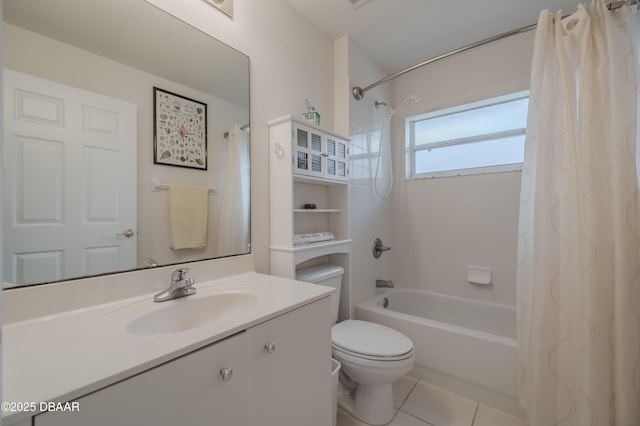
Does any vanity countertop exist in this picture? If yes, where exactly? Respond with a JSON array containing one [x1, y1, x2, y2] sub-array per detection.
[[2, 272, 332, 424]]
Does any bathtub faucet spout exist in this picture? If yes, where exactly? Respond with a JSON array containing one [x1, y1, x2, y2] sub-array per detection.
[[376, 279, 394, 288]]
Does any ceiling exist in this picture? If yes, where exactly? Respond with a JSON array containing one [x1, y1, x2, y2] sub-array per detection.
[[3, 0, 249, 107], [285, 0, 586, 74]]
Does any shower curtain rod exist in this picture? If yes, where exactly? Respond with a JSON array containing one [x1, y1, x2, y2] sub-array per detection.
[[223, 123, 250, 139], [351, 0, 637, 100]]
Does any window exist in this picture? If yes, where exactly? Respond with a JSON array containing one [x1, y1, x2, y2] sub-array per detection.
[[406, 91, 529, 179]]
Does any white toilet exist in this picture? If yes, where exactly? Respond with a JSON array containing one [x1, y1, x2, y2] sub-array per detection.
[[296, 264, 415, 426]]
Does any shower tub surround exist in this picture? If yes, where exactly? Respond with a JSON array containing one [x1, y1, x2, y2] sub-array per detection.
[[2, 255, 334, 426], [355, 288, 524, 417]]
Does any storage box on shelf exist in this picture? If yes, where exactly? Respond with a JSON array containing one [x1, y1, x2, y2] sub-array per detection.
[[268, 115, 351, 283]]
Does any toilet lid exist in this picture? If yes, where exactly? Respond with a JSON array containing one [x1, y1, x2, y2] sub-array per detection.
[[331, 320, 413, 358]]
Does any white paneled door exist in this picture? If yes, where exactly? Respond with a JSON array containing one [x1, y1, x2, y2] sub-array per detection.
[[3, 70, 137, 285]]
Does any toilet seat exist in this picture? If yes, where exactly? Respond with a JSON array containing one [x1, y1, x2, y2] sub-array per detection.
[[331, 320, 413, 361], [332, 344, 414, 362]]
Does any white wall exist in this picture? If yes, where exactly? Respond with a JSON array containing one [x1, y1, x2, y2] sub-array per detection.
[[345, 31, 536, 308], [346, 38, 395, 310], [145, 0, 336, 274], [388, 32, 535, 305]]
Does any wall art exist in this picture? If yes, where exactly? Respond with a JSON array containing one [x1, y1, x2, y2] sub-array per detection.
[[154, 87, 207, 170]]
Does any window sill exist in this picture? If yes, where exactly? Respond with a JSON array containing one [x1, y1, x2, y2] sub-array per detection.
[[408, 164, 523, 180]]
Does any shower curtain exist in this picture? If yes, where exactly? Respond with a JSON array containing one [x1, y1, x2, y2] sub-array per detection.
[[517, 2, 640, 425], [216, 124, 250, 256]]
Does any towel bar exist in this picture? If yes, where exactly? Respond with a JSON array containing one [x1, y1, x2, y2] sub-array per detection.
[[151, 179, 216, 193]]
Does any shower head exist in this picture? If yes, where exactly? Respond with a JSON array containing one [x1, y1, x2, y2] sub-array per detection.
[[401, 94, 421, 106], [389, 94, 421, 114]]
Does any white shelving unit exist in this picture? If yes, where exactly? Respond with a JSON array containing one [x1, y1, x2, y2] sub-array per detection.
[[268, 115, 351, 320]]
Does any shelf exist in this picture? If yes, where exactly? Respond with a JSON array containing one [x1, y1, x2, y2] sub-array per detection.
[[267, 114, 350, 141], [293, 174, 348, 186], [269, 116, 350, 279], [293, 209, 342, 213], [270, 239, 352, 254]]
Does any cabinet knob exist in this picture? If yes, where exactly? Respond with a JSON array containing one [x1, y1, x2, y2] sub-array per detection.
[[264, 342, 277, 353], [220, 367, 233, 381]]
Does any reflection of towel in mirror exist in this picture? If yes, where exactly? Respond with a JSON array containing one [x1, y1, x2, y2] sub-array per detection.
[[169, 184, 209, 249]]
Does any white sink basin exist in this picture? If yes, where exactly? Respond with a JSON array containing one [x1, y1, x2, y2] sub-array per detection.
[[125, 292, 260, 336]]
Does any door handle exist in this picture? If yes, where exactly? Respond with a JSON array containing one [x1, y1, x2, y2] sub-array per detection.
[[117, 229, 135, 238]]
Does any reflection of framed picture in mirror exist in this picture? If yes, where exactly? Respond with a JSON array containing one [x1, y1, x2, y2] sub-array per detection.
[[153, 87, 208, 170]]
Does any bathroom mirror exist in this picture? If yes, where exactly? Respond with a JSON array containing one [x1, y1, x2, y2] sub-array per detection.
[[2, 0, 250, 288]]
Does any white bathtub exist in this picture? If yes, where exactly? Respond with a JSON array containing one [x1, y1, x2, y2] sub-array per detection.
[[354, 289, 524, 417]]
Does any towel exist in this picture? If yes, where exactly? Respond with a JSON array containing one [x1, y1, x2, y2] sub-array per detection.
[[168, 184, 209, 249], [293, 232, 335, 246]]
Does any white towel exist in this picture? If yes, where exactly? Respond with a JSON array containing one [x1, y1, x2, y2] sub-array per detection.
[[293, 232, 335, 246], [169, 184, 209, 249]]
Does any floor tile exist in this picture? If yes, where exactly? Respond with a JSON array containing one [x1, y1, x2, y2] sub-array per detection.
[[390, 411, 434, 426], [337, 377, 526, 426], [401, 381, 478, 426], [336, 407, 368, 426], [393, 375, 419, 408], [473, 404, 528, 426]]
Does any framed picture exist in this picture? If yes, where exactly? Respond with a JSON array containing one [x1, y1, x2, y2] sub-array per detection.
[[153, 87, 207, 170]]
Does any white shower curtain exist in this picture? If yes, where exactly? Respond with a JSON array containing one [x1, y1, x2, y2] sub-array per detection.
[[216, 124, 250, 256], [517, 2, 640, 425]]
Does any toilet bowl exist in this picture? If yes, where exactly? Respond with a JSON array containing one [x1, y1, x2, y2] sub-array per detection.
[[296, 265, 415, 426], [332, 319, 415, 425]]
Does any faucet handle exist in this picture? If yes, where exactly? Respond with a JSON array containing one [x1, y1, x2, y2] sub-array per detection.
[[171, 267, 190, 281], [373, 238, 391, 258]]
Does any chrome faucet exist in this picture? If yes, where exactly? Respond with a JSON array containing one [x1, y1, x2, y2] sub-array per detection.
[[144, 258, 159, 267], [154, 267, 196, 302], [376, 279, 394, 288]]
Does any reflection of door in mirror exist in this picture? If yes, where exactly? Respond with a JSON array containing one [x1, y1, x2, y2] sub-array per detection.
[[3, 70, 137, 285]]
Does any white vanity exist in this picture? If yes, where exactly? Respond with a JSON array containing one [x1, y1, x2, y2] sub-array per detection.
[[3, 255, 333, 426]]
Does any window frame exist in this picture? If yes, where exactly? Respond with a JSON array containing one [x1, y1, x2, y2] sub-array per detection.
[[405, 91, 529, 180]]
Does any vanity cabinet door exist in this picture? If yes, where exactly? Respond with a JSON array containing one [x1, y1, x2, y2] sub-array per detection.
[[35, 332, 249, 426], [248, 297, 332, 426]]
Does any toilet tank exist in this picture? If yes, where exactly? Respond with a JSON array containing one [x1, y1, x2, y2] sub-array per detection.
[[296, 264, 344, 324]]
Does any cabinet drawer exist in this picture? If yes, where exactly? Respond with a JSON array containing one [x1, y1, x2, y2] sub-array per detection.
[[35, 332, 249, 426]]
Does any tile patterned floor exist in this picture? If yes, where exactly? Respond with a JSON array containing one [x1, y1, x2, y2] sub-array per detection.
[[337, 376, 528, 426]]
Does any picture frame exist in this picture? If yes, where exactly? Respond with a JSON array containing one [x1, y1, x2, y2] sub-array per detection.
[[153, 87, 208, 170]]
